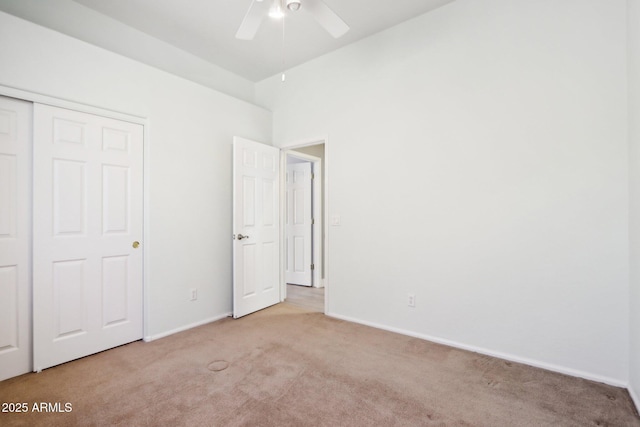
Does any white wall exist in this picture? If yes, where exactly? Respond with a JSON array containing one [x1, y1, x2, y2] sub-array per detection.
[[0, 11, 272, 337], [256, 0, 630, 384], [629, 0, 640, 406], [0, 0, 255, 103]]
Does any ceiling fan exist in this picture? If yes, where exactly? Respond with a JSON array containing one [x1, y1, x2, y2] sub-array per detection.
[[236, 0, 349, 40]]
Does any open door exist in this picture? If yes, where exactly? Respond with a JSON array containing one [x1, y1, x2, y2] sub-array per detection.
[[233, 137, 280, 318], [285, 161, 312, 286]]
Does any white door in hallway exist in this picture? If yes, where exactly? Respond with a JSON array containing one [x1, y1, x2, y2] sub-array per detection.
[[233, 137, 280, 318], [0, 96, 32, 381], [286, 161, 312, 286], [33, 104, 144, 371]]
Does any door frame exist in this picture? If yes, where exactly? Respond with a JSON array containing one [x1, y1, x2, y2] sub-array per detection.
[[0, 84, 151, 342], [279, 137, 329, 314]]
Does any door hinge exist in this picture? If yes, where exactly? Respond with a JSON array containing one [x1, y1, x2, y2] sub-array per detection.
[[311, 173, 315, 180], [312, 218, 315, 225], [311, 264, 315, 270]]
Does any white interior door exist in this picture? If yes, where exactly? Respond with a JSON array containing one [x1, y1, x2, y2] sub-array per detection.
[[33, 104, 144, 371], [0, 96, 32, 381], [286, 161, 312, 286], [233, 137, 280, 318]]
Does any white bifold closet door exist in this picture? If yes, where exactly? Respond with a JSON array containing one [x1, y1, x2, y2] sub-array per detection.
[[0, 96, 32, 381], [33, 104, 144, 372]]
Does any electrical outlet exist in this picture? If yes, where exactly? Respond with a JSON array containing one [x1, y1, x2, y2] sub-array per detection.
[[407, 293, 416, 308], [190, 288, 198, 301]]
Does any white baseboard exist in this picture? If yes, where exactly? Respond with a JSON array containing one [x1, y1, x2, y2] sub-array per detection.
[[326, 312, 627, 388], [143, 312, 232, 342]]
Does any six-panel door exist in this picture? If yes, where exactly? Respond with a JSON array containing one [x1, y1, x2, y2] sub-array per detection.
[[233, 137, 280, 318], [286, 161, 312, 286], [0, 96, 32, 381], [33, 104, 143, 371]]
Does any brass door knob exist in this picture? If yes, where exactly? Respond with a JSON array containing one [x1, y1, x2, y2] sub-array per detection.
[[132, 241, 140, 249]]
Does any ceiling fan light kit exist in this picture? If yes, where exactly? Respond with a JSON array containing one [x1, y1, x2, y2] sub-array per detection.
[[268, 1, 285, 19], [236, 0, 349, 40]]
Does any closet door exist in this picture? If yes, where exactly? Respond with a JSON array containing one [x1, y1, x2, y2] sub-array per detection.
[[33, 104, 144, 371], [0, 96, 32, 381]]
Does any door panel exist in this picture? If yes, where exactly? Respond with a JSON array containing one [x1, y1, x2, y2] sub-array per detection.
[[0, 96, 31, 381], [233, 137, 280, 318], [33, 104, 143, 371], [286, 162, 312, 286], [0, 266, 18, 345], [103, 165, 129, 234], [102, 256, 129, 327], [0, 154, 17, 237], [53, 260, 86, 339], [53, 159, 86, 235]]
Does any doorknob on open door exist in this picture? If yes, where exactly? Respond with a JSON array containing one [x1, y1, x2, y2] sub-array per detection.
[[236, 234, 249, 240]]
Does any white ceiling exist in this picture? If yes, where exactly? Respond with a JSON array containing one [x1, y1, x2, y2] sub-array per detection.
[[0, 0, 454, 83]]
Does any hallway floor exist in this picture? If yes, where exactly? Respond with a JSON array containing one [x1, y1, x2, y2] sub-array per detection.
[[285, 284, 324, 312]]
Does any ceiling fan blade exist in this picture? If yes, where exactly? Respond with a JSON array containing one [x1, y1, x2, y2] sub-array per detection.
[[304, 0, 349, 38], [236, 0, 270, 40]]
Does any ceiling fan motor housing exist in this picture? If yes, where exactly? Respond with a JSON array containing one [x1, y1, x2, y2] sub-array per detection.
[[286, 0, 301, 11]]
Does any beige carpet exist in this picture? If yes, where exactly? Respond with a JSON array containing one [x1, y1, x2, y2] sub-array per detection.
[[1, 303, 638, 426]]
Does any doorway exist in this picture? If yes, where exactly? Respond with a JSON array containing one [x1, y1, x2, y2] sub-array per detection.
[[232, 137, 328, 318], [282, 142, 326, 313]]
